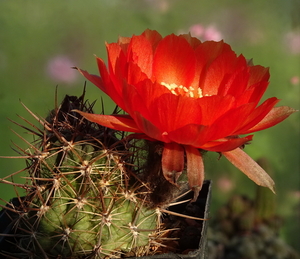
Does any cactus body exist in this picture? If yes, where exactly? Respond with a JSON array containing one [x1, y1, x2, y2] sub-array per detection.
[[1, 93, 160, 258]]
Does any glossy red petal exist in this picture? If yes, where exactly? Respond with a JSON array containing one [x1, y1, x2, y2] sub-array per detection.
[[106, 42, 123, 73], [199, 135, 253, 152], [201, 51, 242, 96], [149, 93, 202, 132], [76, 67, 106, 93], [246, 81, 269, 105], [222, 148, 275, 193], [73, 110, 142, 133], [247, 65, 270, 87], [133, 111, 168, 142], [162, 142, 184, 184], [122, 80, 170, 126], [235, 97, 280, 134], [218, 61, 249, 97], [168, 124, 208, 146], [127, 34, 154, 78], [242, 106, 297, 134], [141, 29, 163, 52], [117, 36, 131, 56], [185, 145, 204, 200], [153, 34, 196, 86], [106, 42, 129, 86], [179, 33, 202, 49], [195, 95, 235, 125], [194, 41, 233, 93], [95, 57, 127, 110], [204, 103, 257, 141], [194, 40, 232, 73], [127, 62, 149, 86]]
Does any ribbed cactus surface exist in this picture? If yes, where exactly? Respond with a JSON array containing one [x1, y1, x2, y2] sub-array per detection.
[[0, 93, 160, 258]]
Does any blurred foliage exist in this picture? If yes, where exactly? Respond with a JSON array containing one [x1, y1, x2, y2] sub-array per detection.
[[0, 0, 299, 252]]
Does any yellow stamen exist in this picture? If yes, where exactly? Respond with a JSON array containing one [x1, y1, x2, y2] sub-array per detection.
[[161, 82, 204, 98]]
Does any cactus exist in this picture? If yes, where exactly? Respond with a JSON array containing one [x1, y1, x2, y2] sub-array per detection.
[[0, 91, 161, 258]]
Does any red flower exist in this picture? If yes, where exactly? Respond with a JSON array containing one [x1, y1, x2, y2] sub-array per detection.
[[75, 29, 296, 196]]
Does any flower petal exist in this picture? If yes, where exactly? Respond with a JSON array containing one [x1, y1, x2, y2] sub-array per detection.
[[204, 102, 257, 140], [185, 145, 204, 201], [200, 135, 253, 152], [76, 67, 106, 93], [195, 41, 237, 96], [106, 42, 124, 74], [153, 34, 196, 86], [141, 29, 163, 49], [127, 34, 154, 78], [222, 148, 275, 193], [195, 95, 235, 125], [73, 110, 142, 133], [133, 111, 168, 142], [194, 40, 232, 78], [167, 124, 208, 146], [162, 142, 184, 184], [244, 106, 298, 133], [149, 93, 202, 132], [234, 97, 280, 134], [247, 65, 270, 87]]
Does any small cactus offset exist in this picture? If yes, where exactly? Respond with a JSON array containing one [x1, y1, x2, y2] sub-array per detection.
[[0, 91, 161, 258]]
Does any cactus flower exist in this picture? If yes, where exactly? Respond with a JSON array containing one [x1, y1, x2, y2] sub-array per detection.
[[75, 29, 296, 197]]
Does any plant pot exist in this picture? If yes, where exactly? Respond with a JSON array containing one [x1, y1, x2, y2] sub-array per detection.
[[0, 180, 212, 259]]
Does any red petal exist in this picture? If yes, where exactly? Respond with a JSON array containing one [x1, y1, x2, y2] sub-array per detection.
[[141, 29, 163, 52], [145, 91, 233, 134], [153, 34, 196, 86], [199, 135, 253, 152], [149, 94, 202, 132], [96, 57, 127, 110], [127, 34, 154, 78], [127, 62, 149, 85], [194, 41, 234, 95], [117, 35, 131, 48], [77, 63, 127, 112], [194, 40, 232, 75], [76, 67, 106, 93], [246, 81, 269, 105], [218, 60, 249, 97], [162, 143, 184, 184], [168, 124, 208, 146], [185, 145, 204, 200], [73, 110, 142, 133], [196, 95, 235, 125], [234, 81, 269, 108], [204, 103, 257, 141], [235, 97, 280, 134], [201, 52, 243, 96], [243, 106, 297, 134], [106, 42, 124, 74], [133, 111, 168, 142], [106, 42, 129, 87], [121, 80, 170, 126], [179, 33, 202, 49], [247, 65, 270, 87], [222, 148, 275, 193]]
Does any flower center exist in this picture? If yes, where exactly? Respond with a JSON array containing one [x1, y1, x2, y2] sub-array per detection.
[[161, 82, 203, 98]]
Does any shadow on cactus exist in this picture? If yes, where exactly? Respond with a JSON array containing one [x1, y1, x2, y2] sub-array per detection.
[[0, 89, 209, 259]]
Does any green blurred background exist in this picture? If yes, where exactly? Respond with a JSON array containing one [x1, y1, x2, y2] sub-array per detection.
[[0, 0, 299, 251]]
